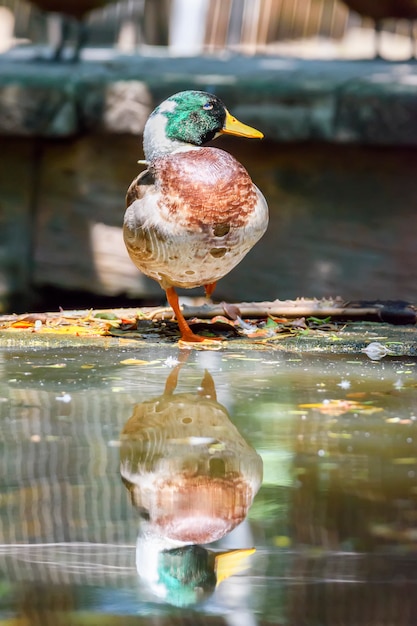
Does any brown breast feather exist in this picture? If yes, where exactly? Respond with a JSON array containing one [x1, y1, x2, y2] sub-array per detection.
[[127, 147, 258, 230]]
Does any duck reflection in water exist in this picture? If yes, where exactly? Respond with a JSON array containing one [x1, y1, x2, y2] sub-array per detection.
[[120, 364, 262, 607]]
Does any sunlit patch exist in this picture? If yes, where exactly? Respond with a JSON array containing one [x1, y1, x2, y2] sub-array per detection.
[[298, 399, 384, 416], [32, 363, 66, 369], [55, 393, 72, 403]]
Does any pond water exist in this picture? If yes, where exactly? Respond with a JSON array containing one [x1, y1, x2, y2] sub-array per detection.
[[0, 344, 416, 625]]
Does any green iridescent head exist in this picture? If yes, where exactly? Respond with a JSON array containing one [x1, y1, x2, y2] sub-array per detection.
[[163, 90, 227, 145], [155, 91, 226, 145], [143, 90, 263, 161]]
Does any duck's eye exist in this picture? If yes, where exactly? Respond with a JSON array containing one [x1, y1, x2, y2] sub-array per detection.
[[203, 102, 213, 110]]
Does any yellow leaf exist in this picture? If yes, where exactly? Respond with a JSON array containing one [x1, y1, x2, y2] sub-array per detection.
[[42, 325, 106, 336], [119, 358, 149, 365]]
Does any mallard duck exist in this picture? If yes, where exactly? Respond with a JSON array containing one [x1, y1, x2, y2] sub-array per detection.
[[28, 0, 117, 61], [342, 0, 417, 58], [124, 90, 268, 343]]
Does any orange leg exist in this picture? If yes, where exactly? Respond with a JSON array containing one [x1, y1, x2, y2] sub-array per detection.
[[204, 281, 217, 299], [165, 286, 205, 342]]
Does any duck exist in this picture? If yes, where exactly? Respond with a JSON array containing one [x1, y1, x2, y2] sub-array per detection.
[[123, 90, 268, 343], [27, 0, 118, 61], [342, 0, 417, 58]]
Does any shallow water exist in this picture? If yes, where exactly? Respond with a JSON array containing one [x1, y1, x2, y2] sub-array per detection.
[[1, 345, 416, 624]]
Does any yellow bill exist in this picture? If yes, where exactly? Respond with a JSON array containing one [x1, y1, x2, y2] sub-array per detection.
[[221, 110, 264, 139], [214, 548, 256, 586]]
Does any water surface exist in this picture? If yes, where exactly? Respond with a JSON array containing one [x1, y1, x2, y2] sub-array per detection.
[[1, 346, 416, 624]]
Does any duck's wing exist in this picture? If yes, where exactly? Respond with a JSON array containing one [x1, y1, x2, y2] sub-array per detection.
[[125, 167, 156, 210], [123, 169, 160, 250]]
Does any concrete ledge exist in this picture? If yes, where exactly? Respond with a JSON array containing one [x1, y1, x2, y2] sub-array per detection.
[[1, 51, 417, 144]]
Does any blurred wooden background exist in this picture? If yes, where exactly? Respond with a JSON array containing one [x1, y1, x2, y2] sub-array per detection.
[[0, 0, 415, 58], [1, 1, 417, 313]]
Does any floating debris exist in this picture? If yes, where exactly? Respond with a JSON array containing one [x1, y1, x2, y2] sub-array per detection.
[[362, 341, 396, 360]]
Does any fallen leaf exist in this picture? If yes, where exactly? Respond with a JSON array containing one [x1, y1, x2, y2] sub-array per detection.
[[93, 312, 119, 320], [10, 320, 34, 329], [119, 358, 149, 365], [221, 302, 241, 320]]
